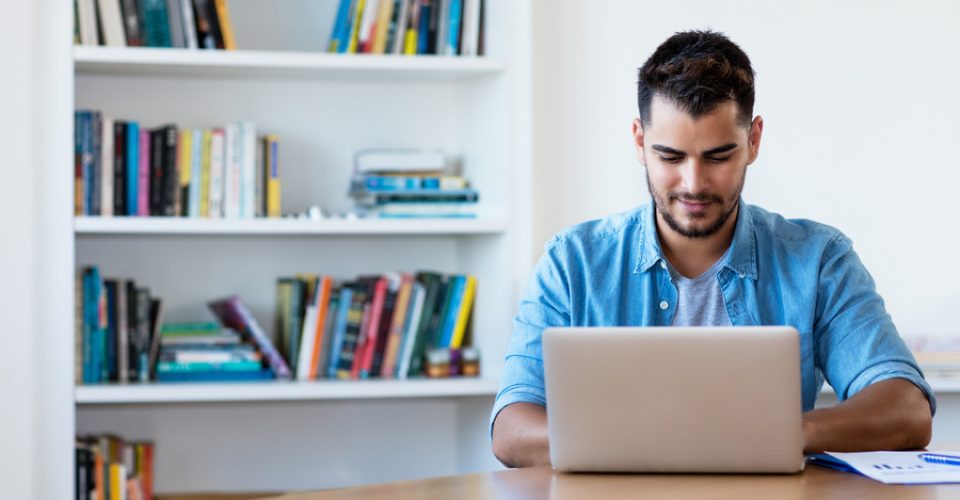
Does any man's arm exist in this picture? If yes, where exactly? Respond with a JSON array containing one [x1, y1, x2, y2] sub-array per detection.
[[491, 403, 551, 468], [803, 378, 932, 453]]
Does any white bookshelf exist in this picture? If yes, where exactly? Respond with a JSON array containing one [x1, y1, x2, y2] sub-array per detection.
[[76, 378, 499, 404], [74, 46, 504, 80], [75, 216, 509, 235], [72, 0, 532, 494]]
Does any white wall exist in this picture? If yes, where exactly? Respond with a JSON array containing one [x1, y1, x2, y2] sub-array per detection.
[[530, 0, 960, 341]]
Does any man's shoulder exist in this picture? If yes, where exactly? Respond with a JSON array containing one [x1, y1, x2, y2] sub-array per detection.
[[545, 205, 649, 252], [746, 204, 850, 251]]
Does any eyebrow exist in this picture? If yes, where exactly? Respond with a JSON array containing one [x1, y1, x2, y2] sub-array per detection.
[[651, 143, 739, 156]]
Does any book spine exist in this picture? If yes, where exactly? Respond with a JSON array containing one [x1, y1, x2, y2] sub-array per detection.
[[142, 0, 173, 47], [120, 0, 143, 46], [100, 116, 114, 217], [241, 122, 256, 218], [212, 0, 235, 49], [449, 274, 475, 348], [370, 276, 399, 376], [163, 125, 179, 216], [336, 286, 366, 379], [208, 128, 225, 218], [200, 129, 211, 217], [79, 111, 94, 215], [327, 287, 353, 378], [74, 112, 83, 216], [381, 274, 412, 378], [191, 0, 216, 49], [138, 128, 151, 216], [445, 0, 461, 55], [165, 0, 185, 47], [308, 276, 333, 379], [180, 0, 198, 48], [408, 274, 442, 376], [265, 135, 281, 217], [346, 0, 366, 53], [112, 121, 127, 216], [223, 123, 240, 218], [178, 129, 192, 217], [149, 129, 163, 215], [437, 275, 464, 348], [396, 282, 425, 378], [327, 0, 352, 52], [416, 0, 430, 54], [357, 277, 388, 378], [189, 128, 202, 217], [116, 279, 129, 383], [126, 121, 139, 215]]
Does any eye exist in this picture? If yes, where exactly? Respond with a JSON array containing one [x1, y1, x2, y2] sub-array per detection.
[[659, 156, 682, 164], [706, 156, 731, 164]]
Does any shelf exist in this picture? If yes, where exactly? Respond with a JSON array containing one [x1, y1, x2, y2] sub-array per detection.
[[75, 378, 499, 404], [74, 46, 503, 81], [74, 216, 508, 236]]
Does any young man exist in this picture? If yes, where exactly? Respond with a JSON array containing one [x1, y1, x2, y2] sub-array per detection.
[[491, 30, 934, 468]]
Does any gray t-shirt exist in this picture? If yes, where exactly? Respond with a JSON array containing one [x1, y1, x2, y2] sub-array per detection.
[[667, 254, 732, 327]]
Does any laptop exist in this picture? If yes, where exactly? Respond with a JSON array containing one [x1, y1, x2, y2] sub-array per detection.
[[543, 326, 804, 473]]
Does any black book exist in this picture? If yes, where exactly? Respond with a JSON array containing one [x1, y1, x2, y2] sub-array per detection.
[[149, 128, 164, 215], [133, 287, 152, 382], [112, 121, 127, 216], [90, 112, 102, 216], [162, 125, 179, 216], [120, 0, 144, 46], [191, 0, 216, 49], [125, 280, 138, 381], [103, 279, 119, 382], [408, 272, 445, 377]]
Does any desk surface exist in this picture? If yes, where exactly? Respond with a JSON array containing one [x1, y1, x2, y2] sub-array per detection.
[[263, 464, 960, 500]]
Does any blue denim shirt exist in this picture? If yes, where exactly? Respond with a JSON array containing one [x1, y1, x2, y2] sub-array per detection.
[[492, 201, 935, 432]]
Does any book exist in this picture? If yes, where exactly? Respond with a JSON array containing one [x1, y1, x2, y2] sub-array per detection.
[[76, 0, 100, 45], [208, 128, 225, 217], [407, 272, 444, 376], [166, 0, 186, 47], [435, 275, 464, 347], [208, 296, 292, 379], [191, 0, 217, 49], [295, 278, 319, 380], [100, 116, 114, 217], [112, 121, 126, 216], [162, 124, 179, 216], [396, 281, 425, 378], [346, 0, 367, 53], [445, 0, 462, 55], [264, 134, 281, 217], [180, 0, 198, 48], [371, 0, 394, 53], [326, 286, 352, 378], [119, 0, 144, 46], [449, 274, 475, 348], [212, 0, 236, 50], [327, 0, 353, 52], [307, 276, 334, 379], [141, 0, 173, 47], [96, 0, 126, 47], [178, 129, 193, 216], [354, 276, 388, 378], [369, 274, 400, 376], [380, 273, 413, 377], [138, 127, 150, 216], [126, 121, 139, 216], [335, 282, 368, 379]]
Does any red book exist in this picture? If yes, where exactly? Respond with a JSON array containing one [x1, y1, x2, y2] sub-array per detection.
[[355, 276, 388, 378]]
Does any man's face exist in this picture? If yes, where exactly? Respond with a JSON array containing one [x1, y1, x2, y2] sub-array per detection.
[[632, 95, 763, 239]]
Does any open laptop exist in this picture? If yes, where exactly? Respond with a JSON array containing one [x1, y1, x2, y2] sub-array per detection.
[[543, 326, 804, 473]]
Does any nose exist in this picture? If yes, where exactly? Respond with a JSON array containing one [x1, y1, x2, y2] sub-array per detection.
[[680, 159, 707, 194]]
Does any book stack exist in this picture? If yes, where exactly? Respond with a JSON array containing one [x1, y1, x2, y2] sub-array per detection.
[[77, 266, 164, 385], [74, 111, 282, 219], [327, 0, 485, 56], [75, 0, 237, 50], [349, 149, 479, 218], [274, 271, 478, 381], [75, 435, 154, 500], [155, 323, 272, 382]]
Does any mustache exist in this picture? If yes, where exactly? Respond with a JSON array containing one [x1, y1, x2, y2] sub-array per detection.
[[669, 192, 723, 203]]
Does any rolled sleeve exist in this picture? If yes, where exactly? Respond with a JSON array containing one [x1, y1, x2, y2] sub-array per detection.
[[815, 234, 937, 415], [490, 241, 571, 439]]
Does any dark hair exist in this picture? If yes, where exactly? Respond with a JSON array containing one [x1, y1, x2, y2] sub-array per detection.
[[637, 30, 755, 127]]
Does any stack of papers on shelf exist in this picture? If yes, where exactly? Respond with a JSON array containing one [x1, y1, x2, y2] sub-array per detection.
[[808, 451, 960, 484]]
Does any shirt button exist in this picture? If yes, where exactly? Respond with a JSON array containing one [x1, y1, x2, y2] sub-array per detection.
[[660, 261, 667, 270], [739, 273, 746, 279], [659, 301, 669, 310]]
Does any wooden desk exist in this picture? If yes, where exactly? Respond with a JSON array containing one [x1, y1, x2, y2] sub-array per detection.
[[262, 464, 960, 500]]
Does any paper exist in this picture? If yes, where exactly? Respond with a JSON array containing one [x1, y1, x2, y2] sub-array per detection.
[[808, 451, 960, 484]]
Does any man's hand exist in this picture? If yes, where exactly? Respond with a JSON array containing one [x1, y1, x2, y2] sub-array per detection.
[[803, 378, 932, 453], [491, 402, 551, 468]]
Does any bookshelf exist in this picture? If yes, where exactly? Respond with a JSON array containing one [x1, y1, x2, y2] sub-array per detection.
[[72, 0, 532, 494]]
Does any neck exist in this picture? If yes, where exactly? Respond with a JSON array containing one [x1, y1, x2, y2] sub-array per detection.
[[656, 203, 739, 278]]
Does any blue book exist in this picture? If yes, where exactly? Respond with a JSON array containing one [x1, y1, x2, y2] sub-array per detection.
[[447, 0, 462, 55], [77, 111, 94, 215], [417, 0, 432, 54], [436, 276, 465, 348], [328, 0, 352, 52], [156, 369, 274, 382], [82, 270, 93, 383], [126, 121, 139, 215], [141, 0, 173, 47], [326, 287, 353, 379]]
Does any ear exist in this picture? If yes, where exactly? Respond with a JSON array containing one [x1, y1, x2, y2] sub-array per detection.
[[747, 115, 764, 165], [632, 118, 646, 166]]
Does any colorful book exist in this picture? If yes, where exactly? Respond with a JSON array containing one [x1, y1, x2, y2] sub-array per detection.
[[354, 276, 388, 378], [126, 121, 140, 216], [396, 281, 425, 378], [449, 274, 476, 348], [178, 129, 193, 217], [327, 0, 353, 52], [327, 286, 353, 378], [436, 275, 465, 348], [370, 274, 400, 376], [264, 134, 281, 217], [138, 128, 150, 216], [381, 273, 413, 378], [307, 276, 334, 379], [208, 296, 292, 379]]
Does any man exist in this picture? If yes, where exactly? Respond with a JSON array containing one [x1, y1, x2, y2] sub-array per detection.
[[491, 30, 934, 468]]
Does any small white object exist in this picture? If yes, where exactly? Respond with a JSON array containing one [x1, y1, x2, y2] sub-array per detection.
[[659, 301, 669, 310], [660, 261, 667, 270]]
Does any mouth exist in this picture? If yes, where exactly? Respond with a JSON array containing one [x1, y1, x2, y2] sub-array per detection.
[[677, 199, 713, 214]]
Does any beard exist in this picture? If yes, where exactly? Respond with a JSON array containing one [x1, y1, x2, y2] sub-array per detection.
[[645, 170, 744, 239]]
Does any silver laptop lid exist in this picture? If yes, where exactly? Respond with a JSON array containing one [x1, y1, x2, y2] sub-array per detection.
[[543, 326, 804, 473]]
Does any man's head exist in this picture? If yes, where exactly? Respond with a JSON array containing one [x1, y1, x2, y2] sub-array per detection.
[[633, 30, 763, 240]]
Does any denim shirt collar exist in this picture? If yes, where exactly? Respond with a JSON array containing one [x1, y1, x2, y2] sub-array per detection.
[[634, 199, 757, 279]]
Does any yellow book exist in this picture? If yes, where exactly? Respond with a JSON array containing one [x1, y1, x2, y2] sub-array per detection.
[[449, 275, 476, 349], [371, 0, 395, 54], [200, 129, 212, 217], [346, 0, 366, 54], [109, 463, 126, 500], [403, 28, 417, 55], [213, 0, 237, 50], [178, 129, 192, 216], [265, 134, 281, 218]]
